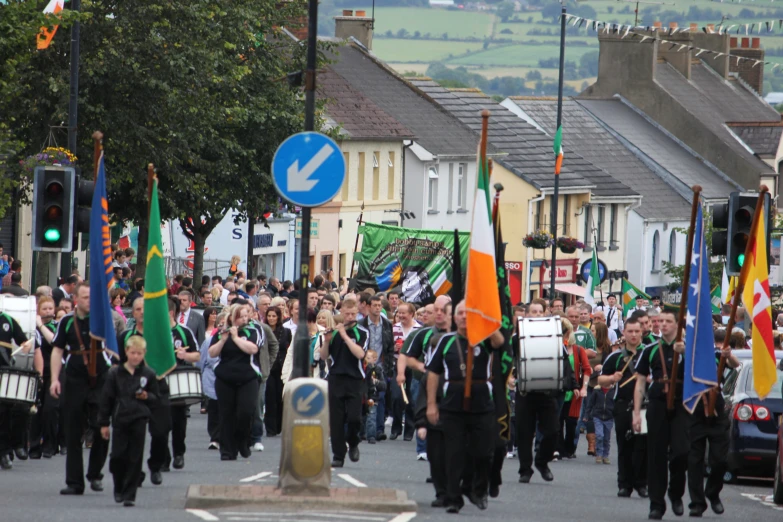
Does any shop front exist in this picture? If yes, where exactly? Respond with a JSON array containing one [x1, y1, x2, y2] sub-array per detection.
[[251, 217, 294, 281], [529, 258, 579, 302]]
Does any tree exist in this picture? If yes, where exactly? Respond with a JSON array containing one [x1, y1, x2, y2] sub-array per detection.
[[397, 28, 409, 38], [1, 0, 320, 284], [496, 1, 515, 23]]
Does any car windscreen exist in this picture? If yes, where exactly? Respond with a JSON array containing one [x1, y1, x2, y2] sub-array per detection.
[[744, 363, 783, 399]]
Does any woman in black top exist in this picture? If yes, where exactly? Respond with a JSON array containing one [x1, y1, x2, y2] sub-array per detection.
[[30, 296, 60, 458], [208, 303, 260, 460], [263, 306, 291, 437]]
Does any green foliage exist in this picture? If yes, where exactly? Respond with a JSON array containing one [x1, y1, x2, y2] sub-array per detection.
[[497, 1, 515, 23]]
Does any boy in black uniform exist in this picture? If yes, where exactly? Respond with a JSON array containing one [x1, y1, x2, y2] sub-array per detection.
[[50, 283, 113, 494], [687, 328, 739, 517], [319, 298, 369, 468], [0, 310, 32, 470], [598, 317, 649, 499], [99, 336, 159, 507], [633, 309, 689, 520], [426, 301, 505, 514]]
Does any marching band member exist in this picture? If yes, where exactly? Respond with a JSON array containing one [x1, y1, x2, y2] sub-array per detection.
[[29, 297, 60, 459], [0, 305, 32, 470]]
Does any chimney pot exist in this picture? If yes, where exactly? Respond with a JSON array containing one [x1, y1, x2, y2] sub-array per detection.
[[752, 37, 760, 49], [356, 10, 366, 17], [653, 21, 662, 28], [742, 37, 750, 48], [730, 37, 737, 48], [689, 23, 698, 31], [669, 22, 678, 29], [342, 9, 353, 16]]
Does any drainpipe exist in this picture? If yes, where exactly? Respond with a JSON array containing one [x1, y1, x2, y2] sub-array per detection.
[[401, 140, 413, 227], [526, 193, 545, 302]]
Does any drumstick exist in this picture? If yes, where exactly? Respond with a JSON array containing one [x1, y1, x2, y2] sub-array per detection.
[[619, 374, 636, 388], [617, 354, 636, 388], [402, 385, 409, 405], [10, 340, 34, 357]]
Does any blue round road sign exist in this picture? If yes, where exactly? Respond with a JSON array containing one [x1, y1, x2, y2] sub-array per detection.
[[272, 132, 346, 207], [580, 257, 608, 284], [291, 383, 325, 418]]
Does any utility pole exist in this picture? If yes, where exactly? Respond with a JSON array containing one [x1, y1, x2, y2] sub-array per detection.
[[62, 0, 81, 279], [549, 4, 566, 300]]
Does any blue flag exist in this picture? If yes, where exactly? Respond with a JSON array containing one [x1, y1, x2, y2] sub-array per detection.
[[375, 259, 402, 292], [683, 204, 718, 412], [89, 154, 118, 356]]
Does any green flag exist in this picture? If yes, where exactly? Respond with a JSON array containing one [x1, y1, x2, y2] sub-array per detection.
[[144, 179, 176, 378], [584, 248, 600, 306], [710, 285, 721, 314], [621, 278, 651, 317]]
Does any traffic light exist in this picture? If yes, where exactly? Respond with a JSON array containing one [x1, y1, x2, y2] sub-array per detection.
[[32, 166, 76, 252], [724, 191, 772, 276], [711, 200, 729, 257]]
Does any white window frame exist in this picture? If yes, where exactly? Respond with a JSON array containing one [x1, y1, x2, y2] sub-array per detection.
[[457, 163, 467, 210], [428, 166, 439, 211]]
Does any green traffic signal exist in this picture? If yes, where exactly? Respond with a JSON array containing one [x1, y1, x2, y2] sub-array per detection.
[[737, 253, 745, 268], [44, 228, 61, 242]]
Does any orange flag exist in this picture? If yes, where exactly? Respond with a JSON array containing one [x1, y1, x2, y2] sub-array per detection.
[[741, 214, 778, 399], [37, 0, 64, 50]]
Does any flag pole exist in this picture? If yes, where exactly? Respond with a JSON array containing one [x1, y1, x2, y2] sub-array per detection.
[[147, 164, 155, 227], [593, 232, 604, 307], [549, 4, 567, 301], [348, 201, 365, 282], [668, 185, 702, 411], [707, 185, 770, 415]]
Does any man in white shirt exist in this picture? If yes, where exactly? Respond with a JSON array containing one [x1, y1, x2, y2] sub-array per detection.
[[176, 288, 205, 345], [603, 294, 624, 336], [625, 295, 646, 320], [390, 302, 421, 441]]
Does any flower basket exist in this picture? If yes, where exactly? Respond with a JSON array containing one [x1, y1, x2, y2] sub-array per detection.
[[19, 147, 77, 174], [523, 230, 554, 249], [557, 236, 584, 254]]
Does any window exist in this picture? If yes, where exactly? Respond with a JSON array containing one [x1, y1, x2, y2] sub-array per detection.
[[321, 254, 333, 272], [447, 163, 454, 212], [341, 152, 350, 201], [652, 230, 660, 271], [387, 151, 395, 199], [535, 200, 543, 231], [562, 196, 570, 236], [457, 163, 468, 210], [428, 166, 438, 211], [610, 204, 618, 246], [372, 151, 380, 200], [596, 205, 605, 247], [583, 205, 592, 247], [668, 230, 677, 264], [357, 152, 365, 201]]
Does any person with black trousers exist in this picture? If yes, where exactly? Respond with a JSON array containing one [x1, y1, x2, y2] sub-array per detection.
[[29, 296, 60, 459], [208, 303, 260, 461], [598, 317, 649, 499], [50, 283, 113, 494], [687, 328, 739, 517], [320, 298, 368, 468], [98, 336, 159, 507], [633, 309, 689, 520], [0, 310, 33, 470], [263, 305, 291, 437]]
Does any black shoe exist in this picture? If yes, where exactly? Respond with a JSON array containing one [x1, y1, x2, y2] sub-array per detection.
[[689, 506, 705, 517], [331, 459, 344, 468], [377, 433, 387, 441], [390, 432, 400, 440], [446, 504, 461, 514], [0, 454, 12, 470], [535, 465, 553, 482], [426, 477, 434, 483], [151, 472, 162, 485], [42, 450, 54, 459], [671, 498, 684, 516], [617, 488, 632, 498], [468, 493, 488, 510], [519, 470, 533, 483], [239, 445, 251, 459], [161, 464, 171, 472], [173, 455, 185, 469], [28, 449, 42, 460], [367, 438, 376, 444], [565, 453, 577, 459], [220, 454, 236, 461], [90, 480, 103, 492], [14, 447, 28, 460], [708, 497, 724, 515], [60, 486, 83, 495], [403, 435, 413, 442], [114, 493, 123, 503], [649, 509, 664, 520], [637, 486, 649, 498], [348, 445, 360, 463], [489, 484, 499, 498], [123, 500, 135, 507], [431, 497, 448, 508]]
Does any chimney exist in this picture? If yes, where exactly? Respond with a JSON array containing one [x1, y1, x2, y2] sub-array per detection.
[[334, 10, 374, 50], [657, 24, 693, 79], [691, 29, 730, 78], [582, 31, 658, 97], [729, 37, 765, 94]]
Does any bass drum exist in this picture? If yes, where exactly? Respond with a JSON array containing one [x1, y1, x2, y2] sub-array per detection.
[[516, 316, 565, 393]]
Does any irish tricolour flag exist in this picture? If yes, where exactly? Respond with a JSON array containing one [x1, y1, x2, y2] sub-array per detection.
[[584, 248, 599, 306], [38, 0, 64, 50], [465, 120, 502, 347]]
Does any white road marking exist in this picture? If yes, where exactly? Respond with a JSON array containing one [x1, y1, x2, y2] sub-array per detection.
[[741, 493, 783, 511], [307, 514, 387, 521], [337, 473, 368, 488], [388, 513, 417, 522], [187, 509, 220, 521], [239, 471, 273, 483]]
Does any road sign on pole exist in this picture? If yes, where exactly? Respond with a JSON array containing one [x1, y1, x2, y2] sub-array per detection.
[[272, 132, 346, 207]]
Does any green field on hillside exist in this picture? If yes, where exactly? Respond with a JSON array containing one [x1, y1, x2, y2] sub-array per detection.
[[372, 39, 487, 62], [371, 7, 495, 39]]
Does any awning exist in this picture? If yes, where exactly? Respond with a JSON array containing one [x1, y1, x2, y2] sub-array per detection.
[[554, 283, 585, 297]]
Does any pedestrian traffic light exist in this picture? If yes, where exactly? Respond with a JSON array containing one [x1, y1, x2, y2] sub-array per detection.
[[32, 166, 76, 252], [724, 191, 772, 276]]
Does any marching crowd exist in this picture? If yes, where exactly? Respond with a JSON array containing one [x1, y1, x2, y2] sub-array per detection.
[[0, 248, 777, 518]]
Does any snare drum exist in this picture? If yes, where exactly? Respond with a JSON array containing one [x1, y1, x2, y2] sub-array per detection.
[[166, 366, 202, 405], [0, 367, 38, 407], [516, 317, 565, 393]]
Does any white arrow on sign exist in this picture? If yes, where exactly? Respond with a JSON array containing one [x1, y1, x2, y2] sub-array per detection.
[[296, 389, 321, 413], [287, 144, 334, 192]]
